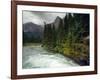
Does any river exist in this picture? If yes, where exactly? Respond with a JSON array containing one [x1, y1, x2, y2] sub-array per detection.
[[22, 45, 80, 69]]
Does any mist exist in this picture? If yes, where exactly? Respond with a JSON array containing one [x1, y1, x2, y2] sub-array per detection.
[[23, 11, 66, 25]]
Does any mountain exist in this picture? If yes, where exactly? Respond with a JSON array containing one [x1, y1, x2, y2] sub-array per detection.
[[44, 16, 64, 30], [23, 22, 43, 43], [23, 22, 43, 32], [54, 16, 63, 29]]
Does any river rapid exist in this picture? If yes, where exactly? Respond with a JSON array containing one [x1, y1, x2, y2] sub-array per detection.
[[22, 45, 79, 69]]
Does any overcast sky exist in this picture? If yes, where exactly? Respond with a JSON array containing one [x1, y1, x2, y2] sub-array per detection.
[[22, 11, 66, 25]]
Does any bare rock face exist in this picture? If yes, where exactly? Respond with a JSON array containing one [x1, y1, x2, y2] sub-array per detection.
[[54, 16, 63, 29]]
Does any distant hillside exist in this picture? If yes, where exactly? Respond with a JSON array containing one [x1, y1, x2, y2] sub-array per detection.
[[23, 22, 43, 43]]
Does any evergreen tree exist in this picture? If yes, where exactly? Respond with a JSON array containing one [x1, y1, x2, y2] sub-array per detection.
[[52, 24, 56, 48]]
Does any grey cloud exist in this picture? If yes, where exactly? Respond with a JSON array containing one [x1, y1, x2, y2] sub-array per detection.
[[23, 11, 66, 25]]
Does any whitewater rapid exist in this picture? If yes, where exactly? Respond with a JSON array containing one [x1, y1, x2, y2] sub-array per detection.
[[22, 45, 79, 69]]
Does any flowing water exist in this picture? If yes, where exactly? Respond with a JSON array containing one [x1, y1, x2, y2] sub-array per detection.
[[22, 45, 79, 69]]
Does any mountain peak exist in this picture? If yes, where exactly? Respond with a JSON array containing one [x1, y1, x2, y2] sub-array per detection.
[[56, 16, 61, 19], [55, 16, 62, 22], [57, 16, 61, 18], [23, 22, 43, 33]]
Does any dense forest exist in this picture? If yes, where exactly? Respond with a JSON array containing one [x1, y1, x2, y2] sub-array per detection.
[[42, 13, 89, 65], [23, 13, 90, 66]]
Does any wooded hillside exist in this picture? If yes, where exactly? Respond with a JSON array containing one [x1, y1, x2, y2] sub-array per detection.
[[42, 13, 89, 66]]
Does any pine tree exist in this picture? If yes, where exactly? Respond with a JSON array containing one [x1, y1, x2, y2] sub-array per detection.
[[52, 24, 56, 48]]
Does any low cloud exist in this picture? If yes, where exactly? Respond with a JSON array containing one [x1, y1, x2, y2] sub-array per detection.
[[23, 11, 66, 25]]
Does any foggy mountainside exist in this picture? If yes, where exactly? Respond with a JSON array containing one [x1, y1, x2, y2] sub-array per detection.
[[23, 22, 43, 43]]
